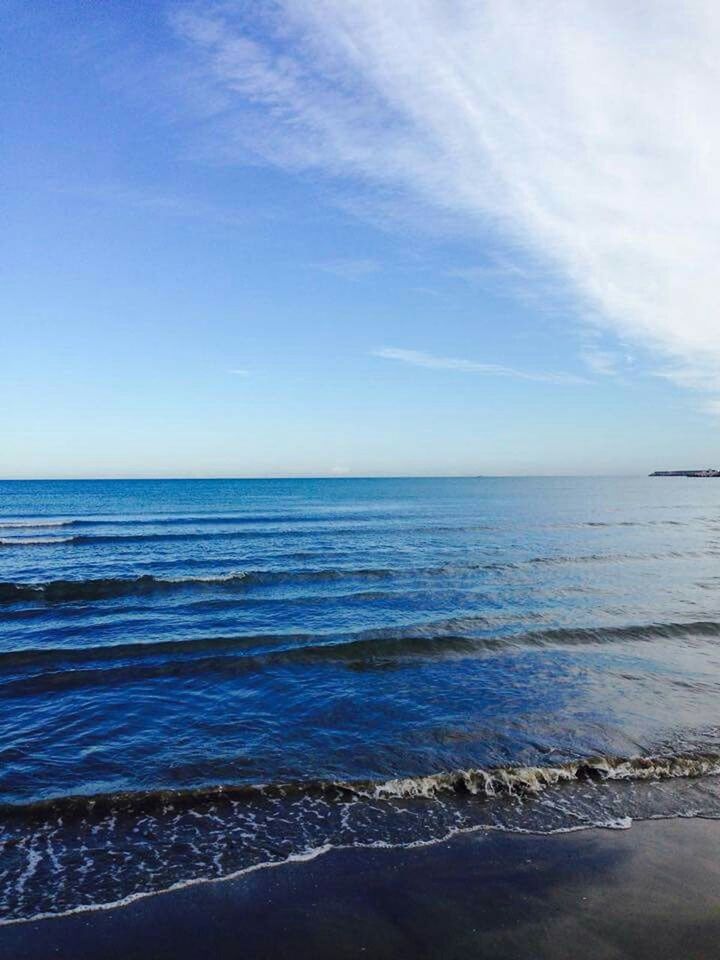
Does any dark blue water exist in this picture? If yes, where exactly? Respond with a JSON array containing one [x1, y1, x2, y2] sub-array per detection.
[[2, 477, 720, 922]]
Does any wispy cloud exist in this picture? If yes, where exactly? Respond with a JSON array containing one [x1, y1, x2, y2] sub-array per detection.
[[173, 1, 720, 406], [579, 348, 621, 378], [59, 182, 248, 227], [374, 347, 587, 385], [447, 261, 533, 287], [314, 258, 380, 280]]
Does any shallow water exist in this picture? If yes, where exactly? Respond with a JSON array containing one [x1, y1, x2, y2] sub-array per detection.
[[2, 476, 720, 921]]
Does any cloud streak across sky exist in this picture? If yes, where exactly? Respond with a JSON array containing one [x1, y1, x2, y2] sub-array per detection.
[[375, 348, 588, 385], [174, 1, 720, 402]]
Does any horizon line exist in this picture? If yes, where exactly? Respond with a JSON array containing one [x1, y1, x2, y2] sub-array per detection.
[[0, 473, 650, 482]]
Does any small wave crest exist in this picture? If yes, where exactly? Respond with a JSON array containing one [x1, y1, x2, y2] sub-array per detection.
[[2, 617, 719, 695], [0, 568, 397, 605], [0, 511, 407, 530], [0, 519, 73, 530], [0, 572, 251, 603], [0, 536, 76, 547]]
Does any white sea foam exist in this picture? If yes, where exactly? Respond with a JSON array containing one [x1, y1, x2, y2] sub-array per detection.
[[0, 812, 646, 929]]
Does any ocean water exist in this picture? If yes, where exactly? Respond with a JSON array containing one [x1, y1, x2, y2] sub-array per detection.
[[2, 476, 720, 922]]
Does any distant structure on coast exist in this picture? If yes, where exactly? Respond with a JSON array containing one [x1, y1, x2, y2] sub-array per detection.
[[650, 469, 720, 477]]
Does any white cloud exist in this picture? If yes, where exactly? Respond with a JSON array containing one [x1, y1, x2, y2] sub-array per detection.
[[174, 1, 720, 403], [374, 347, 587, 385]]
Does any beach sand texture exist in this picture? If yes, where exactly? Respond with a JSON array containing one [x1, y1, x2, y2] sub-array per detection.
[[3, 818, 720, 960]]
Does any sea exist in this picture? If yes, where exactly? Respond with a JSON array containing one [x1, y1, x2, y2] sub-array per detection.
[[2, 476, 720, 924]]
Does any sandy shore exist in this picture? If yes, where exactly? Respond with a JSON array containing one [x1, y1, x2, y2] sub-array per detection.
[[3, 817, 720, 959]]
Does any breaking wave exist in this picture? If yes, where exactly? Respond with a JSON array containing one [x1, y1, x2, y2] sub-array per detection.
[[2, 750, 719, 925], [5, 751, 719, 818], [366, 752, 720, 800]]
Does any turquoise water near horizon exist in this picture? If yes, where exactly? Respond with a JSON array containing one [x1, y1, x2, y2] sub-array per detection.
[[2, 476, 720, 922]]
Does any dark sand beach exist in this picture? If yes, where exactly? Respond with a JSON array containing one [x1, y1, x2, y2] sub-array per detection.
[[4, 817, 720, 960]]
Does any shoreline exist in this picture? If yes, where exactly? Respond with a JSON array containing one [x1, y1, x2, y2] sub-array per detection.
[[4, 816, 720, 959]]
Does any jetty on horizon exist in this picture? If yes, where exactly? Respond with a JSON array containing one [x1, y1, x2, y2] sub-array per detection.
[[650, 469, 720, 477]]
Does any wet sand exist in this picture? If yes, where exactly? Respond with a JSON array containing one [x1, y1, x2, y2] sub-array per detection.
[[3, 817, 720, 959]]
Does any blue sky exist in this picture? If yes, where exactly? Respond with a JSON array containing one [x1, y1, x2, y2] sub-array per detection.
[[3, 1, 720, 478]]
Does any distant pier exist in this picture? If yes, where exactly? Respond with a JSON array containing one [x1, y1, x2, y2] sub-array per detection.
[[650, 469, 720, 477]]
